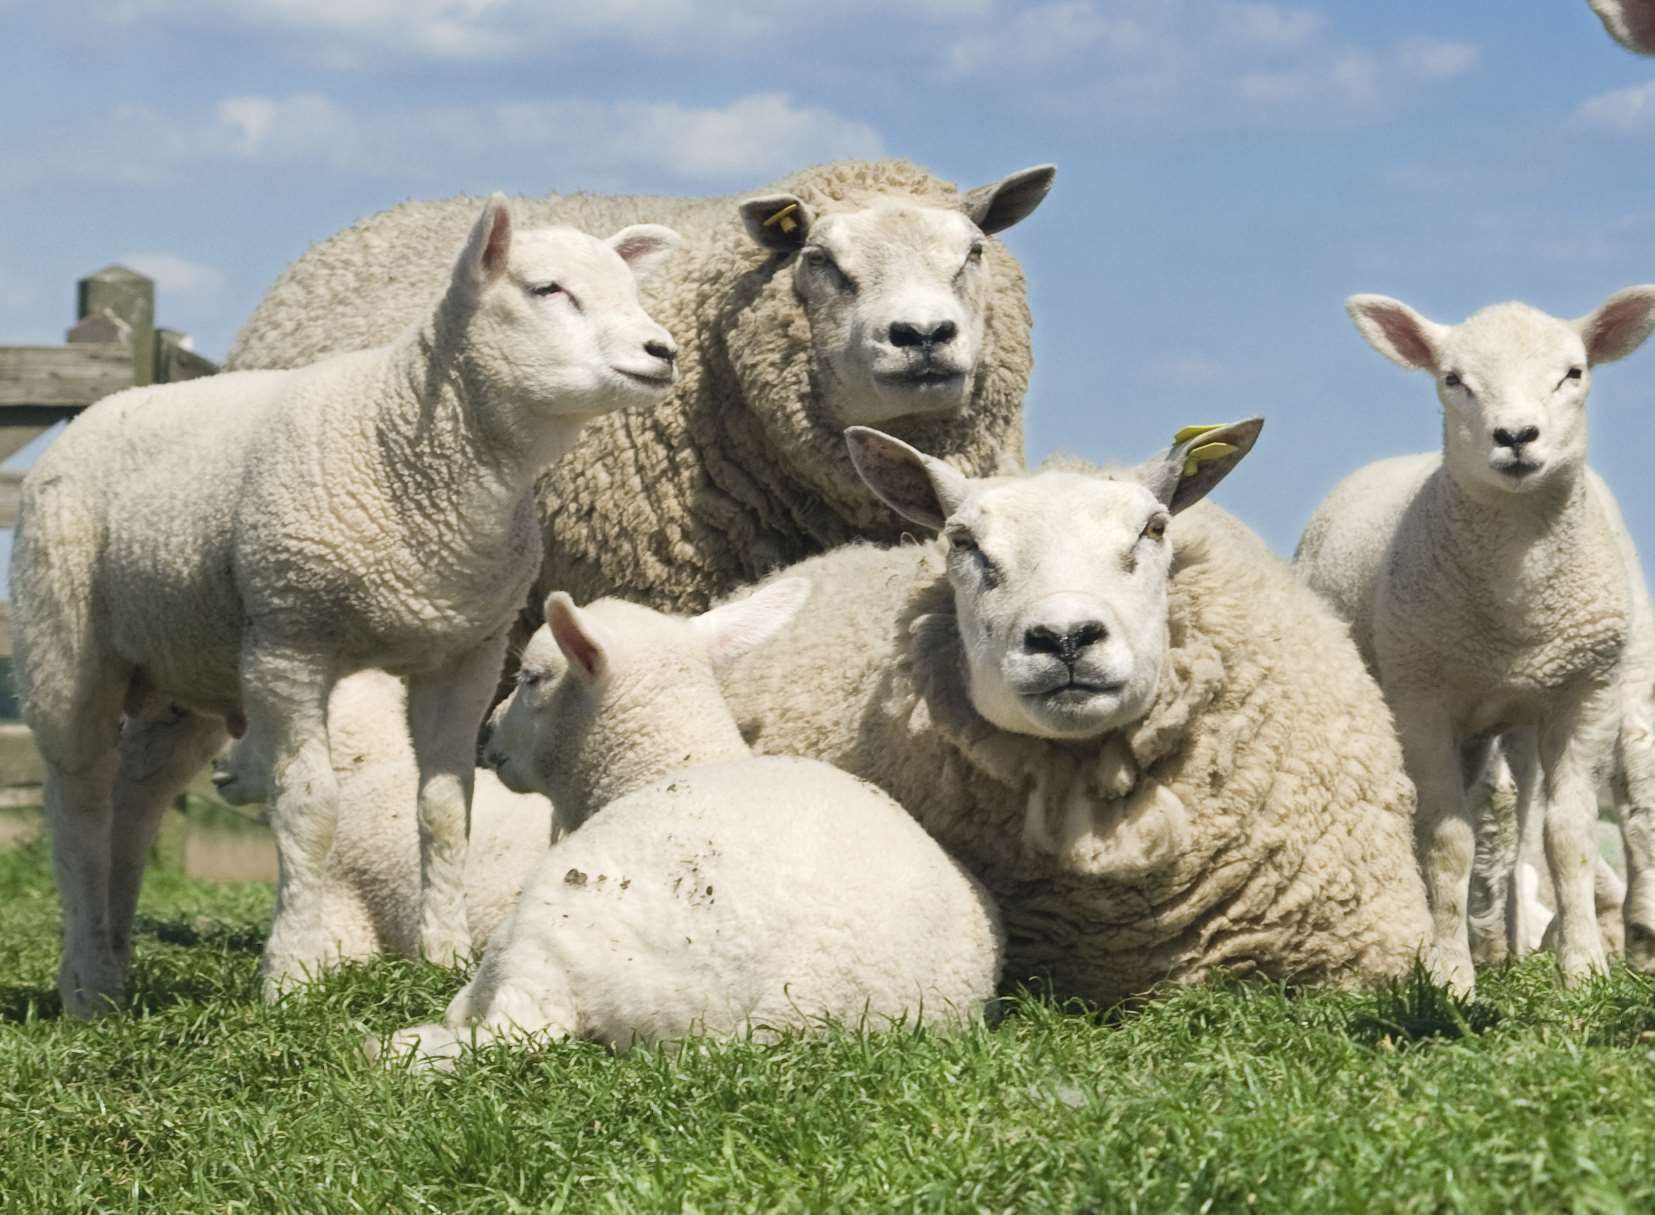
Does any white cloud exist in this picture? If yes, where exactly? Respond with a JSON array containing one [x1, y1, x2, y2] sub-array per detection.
[[1235, 51, 1380, 109], [1216, 3, 1325, 49], [945, 1, 1159, 76], [1160, 356, 1227, 387], [1579, 79, 1655, 131], [1396, 37, 1480, 81], [119, 252, 228, 296]]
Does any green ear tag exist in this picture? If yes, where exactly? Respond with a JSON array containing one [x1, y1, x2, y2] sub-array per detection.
[[1182, 442, 1238, 477], [763, 202, 800, 234]]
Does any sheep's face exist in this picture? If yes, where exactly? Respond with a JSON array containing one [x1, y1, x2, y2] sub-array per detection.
[[1347, 289, 1655, 499], [738, 166, 1054, 427], [846, 419, 1262, 742], [946, 472, 1178, 740], [450, 199, 682, 426], [481, 583, 810, 821]]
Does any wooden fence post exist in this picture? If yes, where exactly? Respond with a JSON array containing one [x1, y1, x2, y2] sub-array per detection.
[[77, 265, 155, 387]]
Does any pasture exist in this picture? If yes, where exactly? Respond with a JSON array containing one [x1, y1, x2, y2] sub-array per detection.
[[3, 808, 1654, 1214]]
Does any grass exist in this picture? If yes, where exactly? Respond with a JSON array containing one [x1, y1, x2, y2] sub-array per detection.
[[3, 837, 1655, 1214]]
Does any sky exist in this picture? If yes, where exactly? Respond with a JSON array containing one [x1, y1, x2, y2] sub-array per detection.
[[2, 0, 1654, 562]]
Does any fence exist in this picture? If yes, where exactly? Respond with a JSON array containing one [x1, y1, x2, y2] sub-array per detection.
[[0, 266, 219, 804]]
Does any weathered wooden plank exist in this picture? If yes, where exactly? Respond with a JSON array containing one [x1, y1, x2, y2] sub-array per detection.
[[0, 343, 132, 407], [0, 404, 81, 466], [79, 265, 154, 387], [0, 722, 44, 789], [156, 329, 218, 384]]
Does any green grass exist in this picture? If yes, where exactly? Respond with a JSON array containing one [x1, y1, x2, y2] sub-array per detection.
[[3, 839, 1655, 1214]]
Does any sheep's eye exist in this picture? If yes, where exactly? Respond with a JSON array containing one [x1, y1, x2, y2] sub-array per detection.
[[1142, 514, 1169, 541], [1565, 366, 1584, 381], [529, 282, 563, 298], [966, 241, 985, 264], [518, 670, 543, 688], [949, 530, 978, 552], [802, 247, 829, 267], [1442, 371, 1463, 389]]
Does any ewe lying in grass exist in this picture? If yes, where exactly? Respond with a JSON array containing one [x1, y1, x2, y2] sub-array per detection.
[[378, 579, 1001, 1065], [10, 197, 680, 1013]]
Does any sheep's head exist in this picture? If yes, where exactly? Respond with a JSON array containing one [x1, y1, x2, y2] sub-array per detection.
[[1590, 0, 1655, 54], [481, 580, 810, 821], [446, 195, 683, 426], [1347, 288, 1655, 498], [848, 419, 1263, 742], [737, 165, 1054, 427]]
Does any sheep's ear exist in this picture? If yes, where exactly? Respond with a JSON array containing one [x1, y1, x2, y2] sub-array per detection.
[[1346, 295, 1443, 372], [544, 592, 608, 684], [1137, 417, 1265, 515], [738, 193, 815, 253], [1590, 0, 1655, 54], [691, 578, 811, 673], [961, 164, 1056, 235], [608, 224, 681, 285], [457, 193, 513, 291], [845, 426, 971, 532], [1577, 286, 1655, 365]]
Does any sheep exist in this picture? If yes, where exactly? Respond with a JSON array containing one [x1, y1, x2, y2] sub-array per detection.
[[225, 158, 1054, 616], [646, 421, 1428, 1009], [378, 579, 1003, 1066], [1294, 286, 1655, 993], [1589, 0, 1655, 53], [10, 196, 682, 1013]]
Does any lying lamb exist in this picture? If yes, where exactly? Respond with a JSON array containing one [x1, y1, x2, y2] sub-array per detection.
[[1295, 286, 1655, 992], [379, 580, 1002, 1065], [700, 422, 1430, 1005], [10, 197, 680, 1012]]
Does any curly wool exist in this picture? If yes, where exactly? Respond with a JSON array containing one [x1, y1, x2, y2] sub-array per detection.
[[228, 160, 1033, 613], [723, 501, 1430, 1006]]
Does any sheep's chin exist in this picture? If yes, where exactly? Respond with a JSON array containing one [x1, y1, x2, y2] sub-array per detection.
[[832, 375, 972, 425]]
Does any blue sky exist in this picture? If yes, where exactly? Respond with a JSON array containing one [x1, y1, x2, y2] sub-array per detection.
[[3, 0, 1654, 560]]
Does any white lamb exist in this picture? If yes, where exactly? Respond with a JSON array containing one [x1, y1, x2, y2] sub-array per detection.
[[378, 579, 1002, 1065], [10, 196, 681, 1013], [1295, 285, 1655, 993]]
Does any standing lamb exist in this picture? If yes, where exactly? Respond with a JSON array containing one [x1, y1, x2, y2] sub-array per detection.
[[10, 196, 681, 1013], [1589, 0, 1655, 52], [666, 423, 1428, 1006], [1295, 286, 1655, 993], [380, 580, 1002, 1066], [226, 158, 1054, 614]]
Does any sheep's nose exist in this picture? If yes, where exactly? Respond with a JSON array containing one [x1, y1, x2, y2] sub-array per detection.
[[1023, 620, 1107, 665], [889, 319, 959, 349], [1493, 425, 1540, 449], [644, 338, 676, 363]]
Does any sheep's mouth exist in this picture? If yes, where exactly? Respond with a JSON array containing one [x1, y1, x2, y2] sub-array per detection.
[[877, 367, 967, 389], [613, 367, 676, 390], [1498, 458, 1543, 481], [1025, 677, 1126, 704]]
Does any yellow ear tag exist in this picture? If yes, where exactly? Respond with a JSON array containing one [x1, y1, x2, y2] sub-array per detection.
[[1173, 423, 1224, 445], [1182, 442, 1238, 477], [763, 202, 800, 234]]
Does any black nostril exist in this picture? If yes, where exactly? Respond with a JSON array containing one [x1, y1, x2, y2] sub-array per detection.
[[1071, 621, 1105, 649], [889, 321, 922, 348], [1024, 624, 1062, 656], [1494, 426, 1540, 449], [889, 320, 957, 349], [1024, 621, 1107, 664], [931, 320, 958, 345], [644, 339, 675, 362]]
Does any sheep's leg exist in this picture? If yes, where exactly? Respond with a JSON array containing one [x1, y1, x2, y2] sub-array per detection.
[[1464, 736, 1512, 966], [1398, 708, 1477, 995], [241, 642, 339, 999], [107, 707, 228, 973], [1616, 692, 1655, 970], [1501, 727, 1550, 958], [407, 636, 509, 966], [1538, 699, 1614, 984]]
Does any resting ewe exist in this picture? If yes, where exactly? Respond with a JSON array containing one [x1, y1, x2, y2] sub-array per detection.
[[227, 158, 1053, 615], [11, 197, 680, 1012], [380, 580, 1002, 1065], [694, 423, 1430, 1007], [1295, 286, 1655, 993], [1590, 0, 1655, 53]]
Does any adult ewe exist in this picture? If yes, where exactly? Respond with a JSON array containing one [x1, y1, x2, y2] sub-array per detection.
[[1295, 287, 1655, 993], [381, 580, 1001, 1066], [1590, 0, 1655, 52], [692, 423, 1430, 1007], [11, 198, 680, 1013], [226, 158, 1054, 614]]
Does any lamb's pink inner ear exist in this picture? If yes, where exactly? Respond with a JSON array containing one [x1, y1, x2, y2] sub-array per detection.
[[481, 205, 512, 280], [547, 597, 606, 682], [1582, 288, 1655, 365]]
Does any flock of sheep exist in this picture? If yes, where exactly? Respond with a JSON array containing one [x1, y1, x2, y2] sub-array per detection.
[[9, 0, 1655, 1063]]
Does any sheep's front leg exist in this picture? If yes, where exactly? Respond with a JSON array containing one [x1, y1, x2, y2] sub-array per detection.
[[1539, 696, 1614, 984], [1501, 727, 1550, 958], [406, 636, 509, 965], [241, 642, 339, 999], [1398, 707, 1478, 995], [1616, 692, 1655, 970]]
